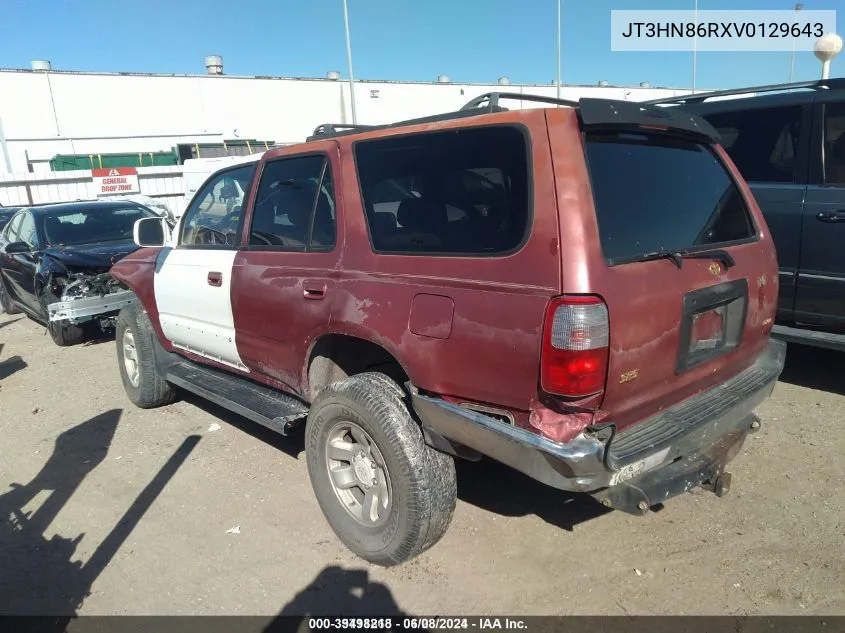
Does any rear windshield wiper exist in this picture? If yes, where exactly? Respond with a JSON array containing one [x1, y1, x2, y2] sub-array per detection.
[[635, 248, 736, 270], [679, 248, 736, 269], [636, 251, 683, 268]]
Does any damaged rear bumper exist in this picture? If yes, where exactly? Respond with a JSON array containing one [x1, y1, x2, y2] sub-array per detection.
[[411, 339, 786, 515]]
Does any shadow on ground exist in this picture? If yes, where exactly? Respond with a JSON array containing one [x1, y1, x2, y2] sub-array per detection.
[[180, 391, 305, 459], [0, 342, 27, 380], [778, 343, 845, 396], [0, 409, 200, 626], [265, 565, 407, 631], [0, 316, 23, 331], [455, 457, 610, 531], [81, 328, 117, 347]]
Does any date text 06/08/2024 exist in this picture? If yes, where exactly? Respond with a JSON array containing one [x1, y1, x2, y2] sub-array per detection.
[[307, 618, 529, 630]]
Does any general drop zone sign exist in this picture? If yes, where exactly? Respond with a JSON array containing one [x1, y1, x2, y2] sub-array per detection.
[[92, 167, 140, 195]]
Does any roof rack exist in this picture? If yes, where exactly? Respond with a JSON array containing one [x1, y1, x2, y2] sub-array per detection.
[[309, 123, 378, 138], [306, 92, 580, 142], [460, 92, 579, 111], [304, 91, 719, 143], [644, 77, 845, 106], [306, 107, 510, 142]]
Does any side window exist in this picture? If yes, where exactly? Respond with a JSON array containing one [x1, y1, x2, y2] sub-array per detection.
[[354, 126, 530, 255], [17, 213, 38, 248], [703, 106, 803, 184], [180, 164, 255, 246], [823, 102, 845, 186], [248, 155, 336, 250], [4, 213, 23, 243]]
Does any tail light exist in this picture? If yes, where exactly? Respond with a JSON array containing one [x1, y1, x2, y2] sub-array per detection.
[[541, 295, 609, 398]]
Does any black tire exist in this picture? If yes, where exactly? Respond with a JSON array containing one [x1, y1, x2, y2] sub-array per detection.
[[0, 280, 19, 315], [305, 372, 457, 566], [39, 289, 85, 346], [116, 304, 176, 408]]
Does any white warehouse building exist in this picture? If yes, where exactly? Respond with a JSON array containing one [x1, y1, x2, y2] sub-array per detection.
[[0, 56, 698, 174], [0, 57, 701, 213]]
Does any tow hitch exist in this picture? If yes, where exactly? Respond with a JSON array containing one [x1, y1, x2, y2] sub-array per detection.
[[592, 414, 761, 515]]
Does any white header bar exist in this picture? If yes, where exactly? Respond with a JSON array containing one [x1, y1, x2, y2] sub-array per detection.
[[611, 10, 837, 52]]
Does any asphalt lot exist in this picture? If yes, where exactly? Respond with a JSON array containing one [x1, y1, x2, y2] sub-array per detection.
[[1, 310, 844, 618]]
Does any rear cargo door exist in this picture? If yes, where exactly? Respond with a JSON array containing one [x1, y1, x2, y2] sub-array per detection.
[[575, 123, 777, 428]]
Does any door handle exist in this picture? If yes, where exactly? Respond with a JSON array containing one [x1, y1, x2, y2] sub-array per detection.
[[816, 210, 845, 223], [207, 271, 223, 287], [303, 282, 327, 300]]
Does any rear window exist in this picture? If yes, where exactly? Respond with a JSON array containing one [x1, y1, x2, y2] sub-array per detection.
[[354, 126, 531, 256], [584, 132, 756, 264]]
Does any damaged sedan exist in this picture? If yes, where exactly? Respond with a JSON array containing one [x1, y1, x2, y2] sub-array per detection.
[[0, 200, 161, 345]]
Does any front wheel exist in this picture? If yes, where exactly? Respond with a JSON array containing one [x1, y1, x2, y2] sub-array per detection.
[[39, 289, 85, 346], [305, 372, 457, 566], [116, 304, 176, 408], [0, 280, 19, 315]]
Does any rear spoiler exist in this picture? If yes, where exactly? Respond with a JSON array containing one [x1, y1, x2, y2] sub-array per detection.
[[578, 98, 721, 144]]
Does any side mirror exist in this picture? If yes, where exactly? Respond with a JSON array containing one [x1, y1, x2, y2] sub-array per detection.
[[5, 241, 31, 254], [133, 217, 168, 247]]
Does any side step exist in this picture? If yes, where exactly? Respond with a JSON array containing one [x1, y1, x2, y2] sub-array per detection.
[[165, 362, 309, 436], [771, 324, 845, 352]]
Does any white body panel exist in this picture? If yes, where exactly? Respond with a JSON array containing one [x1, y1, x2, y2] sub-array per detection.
[[154, 247, 246, 371]]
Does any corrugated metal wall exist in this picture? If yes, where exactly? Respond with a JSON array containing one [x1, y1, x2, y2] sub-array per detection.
[[0, 166, 187, 216]]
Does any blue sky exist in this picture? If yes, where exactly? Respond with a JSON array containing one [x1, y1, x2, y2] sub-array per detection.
[[0, 0, 840, 89]]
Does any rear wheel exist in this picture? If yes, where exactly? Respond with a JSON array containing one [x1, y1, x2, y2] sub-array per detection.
[[116, 304, 176, 408], [0, 280, 19, 315], [39, 289, 85, 346], [305, 372, 457, 566]]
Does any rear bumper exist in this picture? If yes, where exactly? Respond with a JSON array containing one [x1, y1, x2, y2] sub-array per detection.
[[411, 338, 786, 512]]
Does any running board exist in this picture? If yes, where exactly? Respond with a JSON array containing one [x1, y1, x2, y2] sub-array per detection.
[[771, 324, 845, 352], [165, 361, 309, 436]]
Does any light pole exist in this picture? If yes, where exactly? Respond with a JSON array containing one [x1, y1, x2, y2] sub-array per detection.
[[342, 0, 358, 124], [692, 0, 698, 93], [556, 0, 561, 100], [790, 3, 804, 83]]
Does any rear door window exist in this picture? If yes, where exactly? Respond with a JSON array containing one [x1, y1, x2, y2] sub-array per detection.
[[584, 132, 756, 264], [354, 126, 531, 255], [823, 102, 845, 185], [701, 105, 803, 183]]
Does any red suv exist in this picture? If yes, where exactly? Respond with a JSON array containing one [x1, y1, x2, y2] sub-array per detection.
[[112, 93, 785, 566]]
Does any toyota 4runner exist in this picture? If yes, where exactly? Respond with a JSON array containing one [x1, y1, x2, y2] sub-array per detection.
[[111, 92, 786, 566]]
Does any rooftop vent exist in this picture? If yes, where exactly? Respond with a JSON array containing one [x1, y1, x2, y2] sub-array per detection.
[[497, 76, 510, 85], [205, 55, 223, 75], [31, 60, 52, 71], [437, 75, 450, 83], [639, 81, 651, 88], [598, 80, 609, 87], [327, 70, 341, 80]]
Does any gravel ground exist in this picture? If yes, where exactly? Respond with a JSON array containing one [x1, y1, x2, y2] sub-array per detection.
[[0, 311, 843, 618]]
